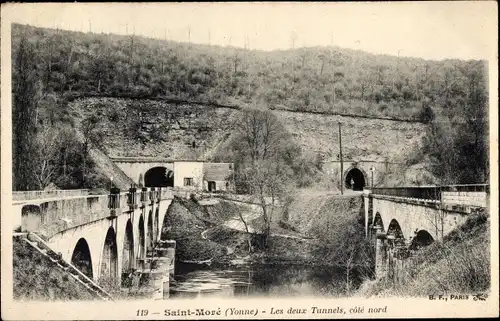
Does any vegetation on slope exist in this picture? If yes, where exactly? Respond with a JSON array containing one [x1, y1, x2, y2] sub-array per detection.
[[11, 23, 489, 190], [161, 197, 227, 262], [13, 238, 96, 301], [282, 191, 374, 293], [12, 35, 110, 191], [359, 212, 490, 297], [12, 23, 486, 122]]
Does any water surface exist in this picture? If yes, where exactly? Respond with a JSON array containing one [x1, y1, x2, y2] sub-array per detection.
[[170, 262, 349, 298]]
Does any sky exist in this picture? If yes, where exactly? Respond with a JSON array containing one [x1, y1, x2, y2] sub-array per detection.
[[1, 2, 498, 60]]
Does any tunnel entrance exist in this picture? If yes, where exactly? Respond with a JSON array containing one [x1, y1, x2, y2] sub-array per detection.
[[144, 167, 174, 187], [71, 238, 93, 279], [345, 167, 366, 191]]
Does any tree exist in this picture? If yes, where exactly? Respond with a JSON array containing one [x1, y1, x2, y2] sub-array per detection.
[[311, 200, 374, 295], [80, 112, 106, 187], [12, 35, 38, 190], [422, 62, 488, 184], [32, 127, 60, 189], [230, 108, 296, 248]]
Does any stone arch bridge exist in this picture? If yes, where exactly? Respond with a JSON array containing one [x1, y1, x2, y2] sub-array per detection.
[[12, 187, 193, 292], [11, 183, 489, 294], [363, 184, 489, 279]]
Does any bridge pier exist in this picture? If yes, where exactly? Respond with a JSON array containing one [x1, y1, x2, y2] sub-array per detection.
[[374, 230, 388, 279], [135, 240, 176, 299]]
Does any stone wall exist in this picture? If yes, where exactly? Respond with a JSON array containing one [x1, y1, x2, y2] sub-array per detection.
[[71, 97, 427, 164], [441, 191, 488, 207]]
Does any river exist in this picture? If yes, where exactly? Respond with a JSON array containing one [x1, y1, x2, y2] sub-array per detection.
[[169, 262, 351, 298]]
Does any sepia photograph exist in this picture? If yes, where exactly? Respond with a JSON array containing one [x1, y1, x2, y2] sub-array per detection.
[[1, 1, 498, 319]]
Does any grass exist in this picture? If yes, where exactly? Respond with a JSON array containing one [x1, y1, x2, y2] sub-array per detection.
[[161, 197, 227, 262], [13, 238, 97, 301]]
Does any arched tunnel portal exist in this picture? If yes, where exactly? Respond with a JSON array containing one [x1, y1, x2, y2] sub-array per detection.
[[344, 167, 367, 191], [144, 167, 174, 188]]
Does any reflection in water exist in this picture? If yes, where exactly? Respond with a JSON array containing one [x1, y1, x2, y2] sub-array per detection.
[[170, 263, 348, 298]]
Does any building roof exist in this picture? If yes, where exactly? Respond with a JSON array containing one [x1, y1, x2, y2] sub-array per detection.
[[204, 163, 233, 181]]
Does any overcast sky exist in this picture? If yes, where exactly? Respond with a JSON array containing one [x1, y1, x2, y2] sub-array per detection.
[[2, 2, 497, 60]]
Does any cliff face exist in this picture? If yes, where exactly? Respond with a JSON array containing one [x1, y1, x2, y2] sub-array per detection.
[[70, 97, 239, 160], [69, 97, 427, 164], [275, 110, 426, 163]]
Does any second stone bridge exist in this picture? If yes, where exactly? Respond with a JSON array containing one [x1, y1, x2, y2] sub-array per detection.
[[363, 184, 489, 279]]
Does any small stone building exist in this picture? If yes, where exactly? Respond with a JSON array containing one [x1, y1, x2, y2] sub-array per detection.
[[203, 163, 234, 192], [171, 161, 234, 192]]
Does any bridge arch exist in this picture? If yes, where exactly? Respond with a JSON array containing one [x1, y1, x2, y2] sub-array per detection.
[[410, 230, 434, 250], [138, 215, 145, 260], [387, 219, 405, 245], [373, 212, 385, 232], [121, 219, 134, 283], [147, 210, 154, 252], [144, 166, 174, 187], [71, 238, 93, 279], [100, 226, 118, 283], [344, 166, 368, 191]]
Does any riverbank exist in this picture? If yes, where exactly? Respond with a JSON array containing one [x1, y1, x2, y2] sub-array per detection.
[[162, 195, 316, 266], [162, 191, 372, 297]]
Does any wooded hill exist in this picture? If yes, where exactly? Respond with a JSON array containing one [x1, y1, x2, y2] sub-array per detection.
[[11, 23, 489, 190], [11, 23, 487, 122]]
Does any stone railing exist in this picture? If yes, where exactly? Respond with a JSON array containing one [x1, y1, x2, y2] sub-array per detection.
[[369, 184, 489, 204], [19, 187, 174, 237], [13, 189, 90, 201]]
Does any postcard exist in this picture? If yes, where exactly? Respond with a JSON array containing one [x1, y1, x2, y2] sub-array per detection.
[[1, 2, 498, 319]]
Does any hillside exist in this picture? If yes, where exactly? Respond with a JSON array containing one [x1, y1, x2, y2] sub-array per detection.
[[12, 23, 488, 190], [11, 23, 487, 122], [68, 96, 426, 164], [13, 237, 97, 300]]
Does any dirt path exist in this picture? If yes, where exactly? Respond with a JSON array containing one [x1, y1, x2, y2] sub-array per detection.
[[223, 210, 261, 233]]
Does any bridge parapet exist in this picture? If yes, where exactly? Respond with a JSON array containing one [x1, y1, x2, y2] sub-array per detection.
[[369, 184, 488, 207], [13, 189, 89, 201], [16, 187, 174, 237], [370, 194, 486, 215]]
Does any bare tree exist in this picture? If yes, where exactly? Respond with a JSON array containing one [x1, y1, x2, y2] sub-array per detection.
[[80, 112, 106, 187], [300, 51, 308, 70], [232, 108, 296, 248], [233, 52, 241, 75], [32, 127, 60, 189]]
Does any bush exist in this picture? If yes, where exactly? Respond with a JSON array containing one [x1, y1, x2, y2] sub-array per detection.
[[189, 193, 198, 203]]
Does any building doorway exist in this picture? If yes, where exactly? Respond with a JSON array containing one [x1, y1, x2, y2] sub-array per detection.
[[208, 181, 216, 192]]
